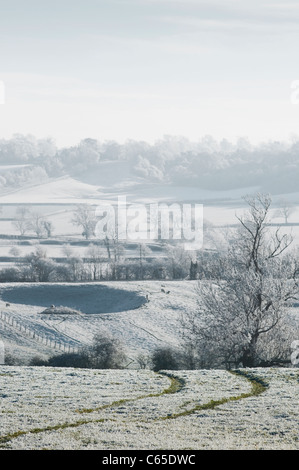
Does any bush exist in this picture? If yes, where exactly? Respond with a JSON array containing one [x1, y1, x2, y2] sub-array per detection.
[[36, 331, 127, 369], [46, 352, 91, 368], [0, 267, 22, 282], [29, 355, 48, 366], [151, 346, 180, 372], [88, 332, 127, 369]]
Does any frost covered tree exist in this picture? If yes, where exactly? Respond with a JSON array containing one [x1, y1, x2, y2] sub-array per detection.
[[72, 204, 97, 239], [87, 331, 127, 369], [12, 206, 32, 236], [136, 243, 152, 280], [274, 199, 294, 224], [165, 245, 191, 279], [24, 246, 57, 282], [86, 243, 104, 280], [27, 212, 52, 239], [42, 220, 53, 238], [182, 193, 299, 368]]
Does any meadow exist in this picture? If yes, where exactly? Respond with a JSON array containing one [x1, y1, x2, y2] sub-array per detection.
[[0, 365, 298, 450], [0, 164, 298, 451]]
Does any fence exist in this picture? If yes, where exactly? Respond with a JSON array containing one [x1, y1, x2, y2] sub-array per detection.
[[0, 311, 80, 354]]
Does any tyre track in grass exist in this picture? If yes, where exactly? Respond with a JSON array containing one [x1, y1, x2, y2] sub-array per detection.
[[0, 369, 268, 447], [0, 372, 184, 446], [156, 369, 268, 421]]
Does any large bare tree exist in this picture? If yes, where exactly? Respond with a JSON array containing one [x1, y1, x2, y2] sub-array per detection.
[[182, 193, 299, 368]]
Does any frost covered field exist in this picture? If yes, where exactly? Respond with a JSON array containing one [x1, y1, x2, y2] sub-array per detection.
[[0, 281, 199, 362], [0, 281, 299, 451], [0, 171, 299, 451], [0, 366, 298, 450]]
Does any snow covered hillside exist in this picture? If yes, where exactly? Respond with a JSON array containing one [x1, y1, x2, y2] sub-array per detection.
[[0, 281, 198, 363]]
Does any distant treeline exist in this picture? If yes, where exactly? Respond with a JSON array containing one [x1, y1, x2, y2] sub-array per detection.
[[1, 134, 299, 192]]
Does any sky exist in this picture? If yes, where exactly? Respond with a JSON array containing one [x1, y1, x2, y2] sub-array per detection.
[[1, 0, 299, 147]]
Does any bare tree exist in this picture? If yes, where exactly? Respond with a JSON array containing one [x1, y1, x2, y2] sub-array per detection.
[[66, 256, 85, 281], [136, 243, 152, 280], [24, 246, 57, 282], [9, 245, 21, 257], [274, 199, 294, 224], [61, 243, 75, 259], [182, 193, 299, 368], [42, 220, 53, 238], [72, 204, 97, 239], [27, 212, 48, 238], [86, 243, 105, 280], [166, 244, 191, 279], [12, 206, 31, 236]]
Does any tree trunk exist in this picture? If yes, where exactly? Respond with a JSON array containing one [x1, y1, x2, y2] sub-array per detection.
[[241, 335, 259, 367]]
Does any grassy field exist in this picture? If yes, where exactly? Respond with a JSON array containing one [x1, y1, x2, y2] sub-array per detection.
[[0, 174, 298, 451], [0, 280, 198, 363], [0, 365, 298, 450]]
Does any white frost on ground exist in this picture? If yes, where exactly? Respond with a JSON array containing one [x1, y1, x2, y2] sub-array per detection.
[[0, 366, 298, 450], [0, 281, 199, 362]]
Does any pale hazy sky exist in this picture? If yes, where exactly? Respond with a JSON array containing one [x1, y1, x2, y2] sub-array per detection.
[[1, 0, 299, 147]]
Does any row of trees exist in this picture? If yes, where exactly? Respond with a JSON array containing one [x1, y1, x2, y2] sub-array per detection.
[[10, 204, 98, 240], [26, 333, 203, 371], [0, 243, 197, 282], [32, 193, 298, 370], [3, 193, 299, 369], [6, 202, 200, 281], [2, 134, 299, 193], [12, 207, 53, 238], [27, 334, 189, 371]]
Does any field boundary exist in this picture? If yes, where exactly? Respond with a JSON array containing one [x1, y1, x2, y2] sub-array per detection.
[[0, 310, 80, 354]]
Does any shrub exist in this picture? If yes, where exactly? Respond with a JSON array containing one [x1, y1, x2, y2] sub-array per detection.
[[0, 267, 22, 282], [46, 352, 91, 368], [29, 355, 48, 366], [88, 332, 127, 369], [36, 331, 127, 369], [151, 346, 180, 372]]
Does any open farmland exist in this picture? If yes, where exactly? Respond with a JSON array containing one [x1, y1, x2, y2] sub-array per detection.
[[0, 168, 298, 452], [0, 280, 198, 363], [0, 366, 298, 450], [0, 278, 298, 451]]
